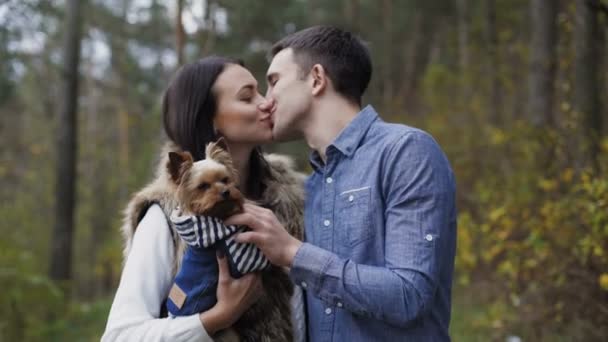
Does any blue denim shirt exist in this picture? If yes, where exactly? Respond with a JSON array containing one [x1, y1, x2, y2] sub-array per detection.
[[289, 105, 457, 341]]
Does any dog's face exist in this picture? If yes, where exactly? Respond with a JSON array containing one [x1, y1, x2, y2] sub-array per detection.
[[167, 139, 244, 219]]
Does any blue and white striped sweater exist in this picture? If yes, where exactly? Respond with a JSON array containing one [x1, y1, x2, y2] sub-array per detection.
[[166, 208, 271, 316], [170, 209, 270, 277]]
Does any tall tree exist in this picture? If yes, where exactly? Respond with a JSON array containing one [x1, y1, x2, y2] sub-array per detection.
[[457, 0, 470, 72], [381, 0, 394, 110], [528, 0, 557, 127], [343, 0, 360, 31], [200, 0, 217, 56], [485, 0, 502, 125], [49, 0, 84, 285], [398, 10, 436, 115], [176, 0, 186, 66], [456, 0, 471, 104], [574, 0, 603, 170]]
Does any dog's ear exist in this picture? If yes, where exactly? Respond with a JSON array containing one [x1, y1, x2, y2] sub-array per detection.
[[215, 137, 229, 152], [167, 151, 193, 184], [205, 138, 233, 169]]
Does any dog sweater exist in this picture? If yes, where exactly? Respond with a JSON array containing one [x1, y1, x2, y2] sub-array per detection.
[[166, 209, 271, 316], [170, 209, 270, 276]]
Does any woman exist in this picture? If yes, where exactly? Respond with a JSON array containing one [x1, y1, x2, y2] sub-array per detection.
[[102, 57, 305, 341]]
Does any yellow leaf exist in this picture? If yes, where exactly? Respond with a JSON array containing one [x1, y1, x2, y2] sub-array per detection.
[[599, 274, 608, 291], [594, 246, 604, 257], [560, 168, 574, 183], [489, 206, 506, 222], [538, 178, 558, 191], [601, 138, 608, 153], [490, 128, 507, 145]]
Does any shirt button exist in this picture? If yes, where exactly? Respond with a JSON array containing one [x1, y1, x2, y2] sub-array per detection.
[[337, 302, 343, 308], [425, 234, 433, 241], [325, 308, 332, 315], [301, 281, 307, 289], [348, 195, 354, 202], [323, 220, 331, 227], [326, 177, 333, 184]]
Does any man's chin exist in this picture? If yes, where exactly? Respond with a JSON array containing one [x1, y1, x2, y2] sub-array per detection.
[[271, 128, 303, 142]]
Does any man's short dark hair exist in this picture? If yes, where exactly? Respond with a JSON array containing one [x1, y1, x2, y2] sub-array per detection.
[[271, 26, 372, 106]]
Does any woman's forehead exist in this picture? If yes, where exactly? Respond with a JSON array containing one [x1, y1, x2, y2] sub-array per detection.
[[214, 64, 257, 94]]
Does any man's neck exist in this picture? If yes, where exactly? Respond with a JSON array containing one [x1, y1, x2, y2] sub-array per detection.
[[302, 99, 361, 162]]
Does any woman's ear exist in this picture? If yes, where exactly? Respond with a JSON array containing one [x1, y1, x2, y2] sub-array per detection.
[[311, 64, 327, 96]]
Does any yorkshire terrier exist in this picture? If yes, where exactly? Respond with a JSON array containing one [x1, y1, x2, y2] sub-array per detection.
[[168, 138, 244, 220], [165, 138, 293, 341]]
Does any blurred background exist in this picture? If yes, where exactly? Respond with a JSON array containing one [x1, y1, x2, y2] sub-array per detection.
[[1, 0, 607, 341]]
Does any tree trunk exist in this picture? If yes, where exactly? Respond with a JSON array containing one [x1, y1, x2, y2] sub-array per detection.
[[176, 0, 186, 66], [398, 11, 436, 116], [201, 0, 217, 56], [107, 0, 131, 203], [82, 60, 109, 299], [457, 0, 470, 71], [485, 0, 502, 125], [457, 0, 471, 104], [382, 0, 393, 111], [343, 0, 360, 31], [574, 0, 603, 171], [50, 0, 84, 286], [528, 0, 557, 127]]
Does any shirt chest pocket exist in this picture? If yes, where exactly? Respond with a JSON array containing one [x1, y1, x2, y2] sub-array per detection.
[[337, 187, 373, 247]]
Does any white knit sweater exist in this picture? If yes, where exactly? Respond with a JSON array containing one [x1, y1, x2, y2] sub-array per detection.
[[102, 205, 306, 341]]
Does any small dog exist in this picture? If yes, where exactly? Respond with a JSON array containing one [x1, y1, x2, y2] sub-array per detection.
[[166, 138, 292, 341], [167, 139, 244, 219]]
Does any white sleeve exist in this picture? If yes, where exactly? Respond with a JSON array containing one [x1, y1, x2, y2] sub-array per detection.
[[101, 204, 212, 342]]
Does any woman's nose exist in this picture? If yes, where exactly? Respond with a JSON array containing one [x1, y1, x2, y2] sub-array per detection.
[[257, 97, 275, 114]]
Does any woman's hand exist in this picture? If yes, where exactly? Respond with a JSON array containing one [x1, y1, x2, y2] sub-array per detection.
[[199, 249, 263, 335]]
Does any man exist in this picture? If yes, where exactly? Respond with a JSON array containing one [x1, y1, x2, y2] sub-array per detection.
[[226, 26, 457, 341]]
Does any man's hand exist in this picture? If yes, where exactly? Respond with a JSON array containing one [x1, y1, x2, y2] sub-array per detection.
[[225, 203, 302, 267]]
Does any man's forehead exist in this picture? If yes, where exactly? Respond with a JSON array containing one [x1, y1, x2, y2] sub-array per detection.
[[268, 48, 296, 74]]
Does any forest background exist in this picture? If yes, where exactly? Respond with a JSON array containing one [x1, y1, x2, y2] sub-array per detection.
[[1, 0, 607, 341]]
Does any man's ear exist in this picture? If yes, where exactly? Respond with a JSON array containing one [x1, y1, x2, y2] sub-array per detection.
[[167, 151, 193, 184], [310, 64, 327, 96]]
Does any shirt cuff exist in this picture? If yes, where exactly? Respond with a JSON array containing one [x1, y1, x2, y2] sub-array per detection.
[[167, 314, 211, 341], [289, 243, 334, 293]]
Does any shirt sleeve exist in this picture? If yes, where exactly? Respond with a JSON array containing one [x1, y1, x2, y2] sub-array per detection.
[[101, 204, 212, 342], [289, 131, 455, 327]]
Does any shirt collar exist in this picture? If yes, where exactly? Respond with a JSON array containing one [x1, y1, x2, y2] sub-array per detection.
[[331, 105, 378, 157], [308, 105, 378, 170]]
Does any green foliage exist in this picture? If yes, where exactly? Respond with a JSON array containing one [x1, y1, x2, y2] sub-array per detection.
[[1, 0, 607, 340], [418, 59, 608, 339]]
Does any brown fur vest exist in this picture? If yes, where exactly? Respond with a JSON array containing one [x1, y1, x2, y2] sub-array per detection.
[[121, 142, 305, 341]]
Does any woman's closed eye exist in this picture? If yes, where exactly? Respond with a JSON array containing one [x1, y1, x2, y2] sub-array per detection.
[[237, 85, 256, 103]]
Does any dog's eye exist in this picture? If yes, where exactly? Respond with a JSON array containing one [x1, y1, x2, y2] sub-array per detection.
[[198, 183, 210, 191], [221, 177, 229, 184]]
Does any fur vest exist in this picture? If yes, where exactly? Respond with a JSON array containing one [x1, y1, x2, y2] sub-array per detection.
[[120, 142, 306, 341]]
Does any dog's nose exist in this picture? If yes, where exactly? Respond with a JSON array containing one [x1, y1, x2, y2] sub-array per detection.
[[221, 190, 230, 199]]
